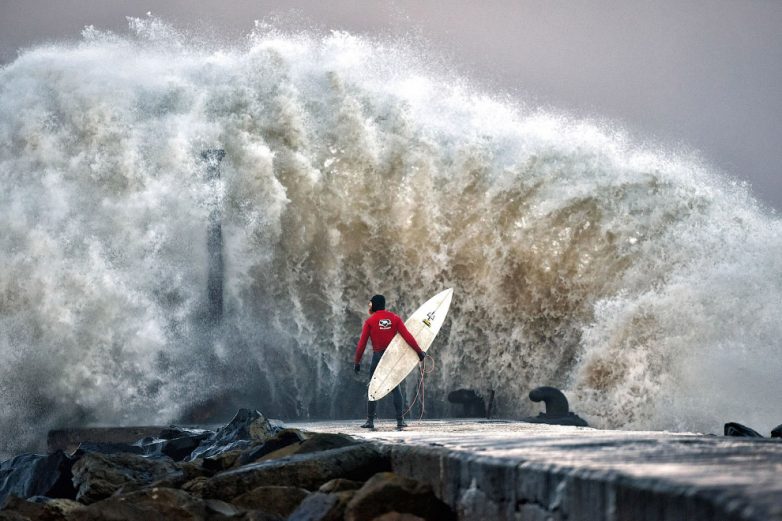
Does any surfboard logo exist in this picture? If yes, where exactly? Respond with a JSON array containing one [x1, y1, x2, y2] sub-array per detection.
[[379, 319, 392, 330], [423, 311, 436, 328]]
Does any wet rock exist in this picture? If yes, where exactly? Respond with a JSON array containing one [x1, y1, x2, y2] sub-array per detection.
[[210, 408, 276, 443], [771, 424, 782, 438], [0, 496, 63, 520], [143, 461, 205, 491], [75, 435, 208, 462], [0, 510, 29, 521], [724, 422, 764, 438], [287, 491, 355, 521], [236, 430, 307, 466], [28, 496, 83, 516], [182, 477, 210, 497], [204, 498, 242, 517], [371, 513, 426, 521], [148, 433, 213, 461], [71, 452, 178, 504], [191, 440, 255, 462], [258, 433, 359, 462], [189, 409, 278, 461], [47, 427, 164, 455], [344, 472, 455, 521], [522, 386, 589, 427], [201, 444, 388, 501], [0, 451, 75, 505], [447, 389, 486, 417], [73, 487, 237, 520], [318, 479, 364, 493], [0, 496, 84, 520], [73, 442, 146, 456], [159, 426, 213, 441], [203, 450, 245, 473], [232, 485, 310, 516], [177, 459, 212, 481], [238, 513, 285, 521]]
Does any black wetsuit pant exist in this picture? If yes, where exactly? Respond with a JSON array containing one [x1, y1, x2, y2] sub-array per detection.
[[368, 349, 404, 420]]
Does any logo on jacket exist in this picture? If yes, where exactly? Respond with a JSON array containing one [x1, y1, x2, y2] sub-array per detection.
[[423, 311, 436, 328], [379, 319, 392, 330]]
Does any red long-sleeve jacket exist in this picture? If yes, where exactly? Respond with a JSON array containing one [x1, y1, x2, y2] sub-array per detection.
[[354, 310, 424, 364]]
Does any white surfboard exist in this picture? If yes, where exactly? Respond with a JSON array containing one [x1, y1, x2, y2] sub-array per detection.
[[367, 288, 454, 401]]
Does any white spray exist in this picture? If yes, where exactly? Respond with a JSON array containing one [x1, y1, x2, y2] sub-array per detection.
[[1, 19, 780, 455]]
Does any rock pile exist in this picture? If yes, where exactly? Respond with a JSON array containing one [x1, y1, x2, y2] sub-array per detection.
[[0, 409, 454, 521]]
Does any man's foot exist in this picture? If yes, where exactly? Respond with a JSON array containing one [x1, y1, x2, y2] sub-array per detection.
[[360, 420, 375, 429], [396, 419, 408, 429]]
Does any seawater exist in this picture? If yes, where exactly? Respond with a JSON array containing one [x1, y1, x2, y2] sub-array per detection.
[[1, 18, 780, 455]]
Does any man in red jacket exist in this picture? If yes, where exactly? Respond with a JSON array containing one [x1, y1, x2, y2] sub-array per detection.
[[354, 294, 425, 429]]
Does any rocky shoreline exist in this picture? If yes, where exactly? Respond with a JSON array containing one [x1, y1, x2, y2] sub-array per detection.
[[0, 409, 452, 521]]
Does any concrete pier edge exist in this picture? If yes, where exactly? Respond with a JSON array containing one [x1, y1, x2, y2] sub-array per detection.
[[293, 420, 782, 521], [382, 444, 753, 521]]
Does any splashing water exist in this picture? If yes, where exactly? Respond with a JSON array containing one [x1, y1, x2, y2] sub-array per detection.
[[1, 18, 780, 455]]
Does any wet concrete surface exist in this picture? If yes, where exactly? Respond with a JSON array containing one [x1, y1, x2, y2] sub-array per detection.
[[289, 419, 782, 520]]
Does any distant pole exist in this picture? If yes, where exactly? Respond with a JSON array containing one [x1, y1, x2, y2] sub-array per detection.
[[486, 389, 495, 419], [201, 149, 225, 324]]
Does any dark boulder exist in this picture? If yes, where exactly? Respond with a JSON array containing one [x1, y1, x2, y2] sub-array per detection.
[[208, 408, 277, 444], [73, 436, 209, 462], [344, 472, 455, 521], [0, 510, 29, 521], [318, 479, 364, 494], [73, 486, 241, 521], [372, 513, 426, 521], [0, 451, 75, 505], [182, 476, 210, 498], [27, 496, 83, 515], [522, 386, 589, 427], [1, 495, 63, 520], [232, 485, 310, 516], [236, 429, 307, 466], [200, 444, 389, 501], [47, 427, 164, 455], [192, 440, 255, 461], [160, 433, 210, 461], [188, 409, 278, 461], [257, 433, 359, 462], [71, 452, 179, 504], [724, 422, 764, 438], [0, 495, 83, 520], [158, 426, 213, 441], [145, 433, 213, 461], [141, 459, 212, 491], [202, 449, 247, 473], [73, 442, 146, 456], [288, 491, 355, 521]]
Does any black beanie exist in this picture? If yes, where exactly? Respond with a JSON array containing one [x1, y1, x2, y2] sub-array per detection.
[[370, 294, 386, 312]]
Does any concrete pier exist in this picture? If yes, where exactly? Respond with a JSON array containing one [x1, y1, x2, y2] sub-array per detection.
[[290, 419, 782, 521]]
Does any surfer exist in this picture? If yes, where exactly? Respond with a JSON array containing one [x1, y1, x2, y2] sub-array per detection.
[[354, 294, 426, 429]]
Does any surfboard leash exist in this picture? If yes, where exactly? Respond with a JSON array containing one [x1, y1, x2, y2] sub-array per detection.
[[402, 354, 436, 420]]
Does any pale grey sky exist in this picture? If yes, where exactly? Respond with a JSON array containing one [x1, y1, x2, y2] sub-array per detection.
[[1, 0, 780, 209]]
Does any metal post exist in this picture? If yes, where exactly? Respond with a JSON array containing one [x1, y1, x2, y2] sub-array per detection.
[[201, 149, 225, 324]]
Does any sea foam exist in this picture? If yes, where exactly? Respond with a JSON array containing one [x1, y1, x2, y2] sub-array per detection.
[[1, 18, 780, 455]]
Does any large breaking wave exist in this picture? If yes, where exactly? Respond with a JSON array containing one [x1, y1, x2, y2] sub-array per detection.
[[1, 18, 780, 454]]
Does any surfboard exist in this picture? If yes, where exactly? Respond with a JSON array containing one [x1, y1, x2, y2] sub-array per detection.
[[368, 288, 454, 401]]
